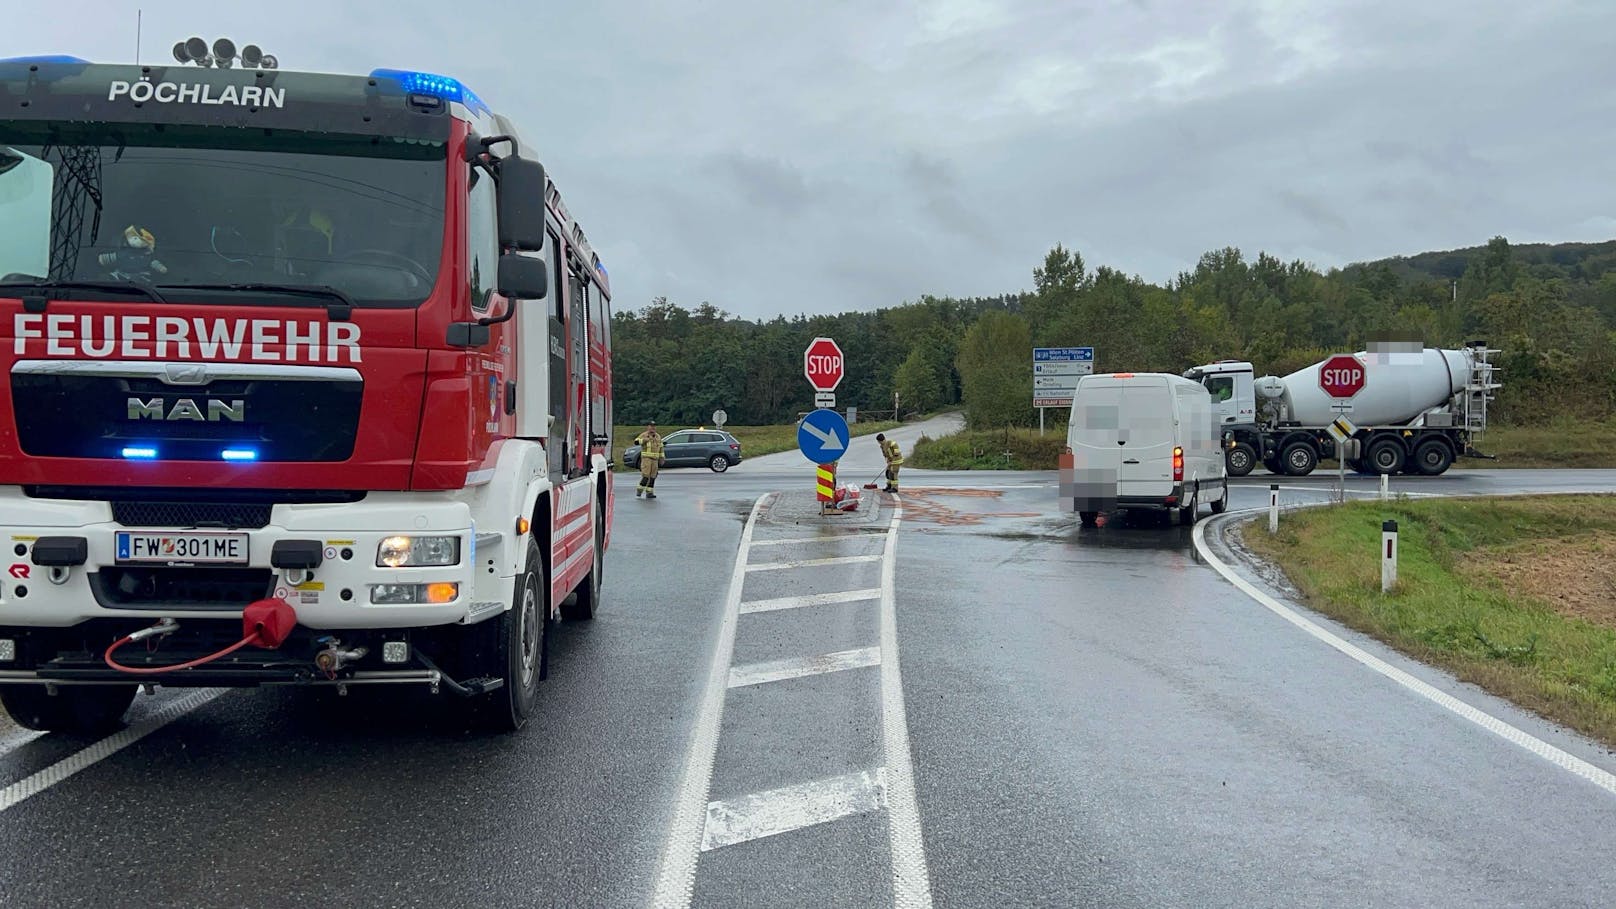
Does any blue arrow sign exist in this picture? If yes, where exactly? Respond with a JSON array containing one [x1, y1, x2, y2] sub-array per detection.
[[798, 409, 851, 463]]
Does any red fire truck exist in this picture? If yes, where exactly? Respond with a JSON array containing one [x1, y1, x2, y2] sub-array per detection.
[[0, 54, 614, 732]]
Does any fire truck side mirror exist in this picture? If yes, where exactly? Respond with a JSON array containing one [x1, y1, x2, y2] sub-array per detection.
[[496, 253, 549, 300], [495, 157, 548, 252]]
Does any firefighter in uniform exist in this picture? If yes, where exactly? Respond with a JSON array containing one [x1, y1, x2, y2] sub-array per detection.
[[634, 421, 665, 499], [877, 433, 903, 493]]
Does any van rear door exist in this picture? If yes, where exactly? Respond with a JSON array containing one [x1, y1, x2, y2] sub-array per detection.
[[1116, 377, 1177, 501], [1067, 378, 1125, 512]]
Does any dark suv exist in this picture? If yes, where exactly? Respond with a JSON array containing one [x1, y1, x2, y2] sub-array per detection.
[[624, 429, 743, 473]]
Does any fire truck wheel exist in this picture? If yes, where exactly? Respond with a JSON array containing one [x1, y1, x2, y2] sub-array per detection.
[[0, 684, 137, 734], [562, 520, 603, 621], [478, 536, 546, 732]]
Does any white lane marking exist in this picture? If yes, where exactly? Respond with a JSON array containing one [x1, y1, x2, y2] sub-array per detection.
[[0, 725, 46, 758], [739, 588, 881, 615], [747, 555, 883, 573], [702, 768, 888, 852], [749, 532, 890, 547], [878, 496, 934, 908], [0, 689, 225, 814], [1192, 511, 1616, 798], [652, 494, 769, 908], [727, 647, 881, 689]]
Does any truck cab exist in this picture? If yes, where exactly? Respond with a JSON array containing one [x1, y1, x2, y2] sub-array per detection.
[[1183, 361, 1258, 430], [1182, 361, 1266, 476]]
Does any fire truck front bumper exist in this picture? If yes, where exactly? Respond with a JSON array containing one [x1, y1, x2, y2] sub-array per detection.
[[0, 489, 504, 630]]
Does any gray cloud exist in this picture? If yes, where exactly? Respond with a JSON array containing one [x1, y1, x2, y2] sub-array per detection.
[[8, 0, 1614, 317]]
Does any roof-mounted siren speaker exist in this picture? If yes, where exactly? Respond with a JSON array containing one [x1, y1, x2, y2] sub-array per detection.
[[260, 54, 278, 70], [179, 36, 212, 67], [240, 44, 263, 68], [212, 38, 236, 68]]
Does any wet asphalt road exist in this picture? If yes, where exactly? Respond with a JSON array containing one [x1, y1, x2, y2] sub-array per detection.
[[2, 455, 1616, 908]]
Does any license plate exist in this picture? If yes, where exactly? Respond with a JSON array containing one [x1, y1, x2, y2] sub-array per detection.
[[115, 532, 248, 564]]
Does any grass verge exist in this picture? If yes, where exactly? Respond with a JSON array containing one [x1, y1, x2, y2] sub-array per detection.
[[1458, 418, 1616, 469], [609, 420, 901, 471], [908, 427, 1065, 470], [1244, 494, 1616, 748]]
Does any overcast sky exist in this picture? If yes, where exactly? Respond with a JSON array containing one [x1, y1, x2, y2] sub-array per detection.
[[7, 1, 1614, 319]]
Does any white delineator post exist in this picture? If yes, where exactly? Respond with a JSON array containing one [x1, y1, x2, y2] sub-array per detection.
[[1382, 519, 1398, 593], [1269, 483, 1280, 534], [1380, 472, 1389, 500]]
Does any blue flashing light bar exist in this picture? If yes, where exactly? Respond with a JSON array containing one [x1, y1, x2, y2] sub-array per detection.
[[220, 448, 259, 462], [122, 447, 158, 460], [0, 55, 91, 65], [369, 68, 490, 117]]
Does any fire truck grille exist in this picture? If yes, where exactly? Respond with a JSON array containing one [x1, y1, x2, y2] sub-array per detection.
[[10, 372, 362, 462], [112, 501, 273, 529]]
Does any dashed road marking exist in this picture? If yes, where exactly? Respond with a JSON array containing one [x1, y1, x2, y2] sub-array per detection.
[[747, 555, 883, 572], [701, 768, 888, 852], [739, 588, 882, 615], [727, 647, 881, 689], [652, 494, 933, 907], [1193, 510, 1616, 799]]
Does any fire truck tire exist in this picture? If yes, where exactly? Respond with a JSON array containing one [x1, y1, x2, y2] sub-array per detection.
[[476, 536, 546, 732], [0, 684, 137, 734], [562, 520, 603, 621]]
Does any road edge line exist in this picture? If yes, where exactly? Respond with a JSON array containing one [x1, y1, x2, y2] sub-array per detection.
[[650, 492, 770, 908], [1192, 510, 1616, 798], [879, 495, 935, 908]]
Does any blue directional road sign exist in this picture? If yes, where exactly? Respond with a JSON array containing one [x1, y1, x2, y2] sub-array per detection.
[[798, 408, 851, 463]]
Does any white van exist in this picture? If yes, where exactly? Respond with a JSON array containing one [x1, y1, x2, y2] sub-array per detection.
[[1063, 372, 1229, 526]]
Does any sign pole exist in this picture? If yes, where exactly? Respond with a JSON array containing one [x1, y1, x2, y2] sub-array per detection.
[[1039, 407, 1045, 437], [802, 337, 847, 517], [1338, 444, 1346, 504]]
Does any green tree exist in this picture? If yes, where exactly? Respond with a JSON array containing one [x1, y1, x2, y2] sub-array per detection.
[[956, 311, 1033, 428]]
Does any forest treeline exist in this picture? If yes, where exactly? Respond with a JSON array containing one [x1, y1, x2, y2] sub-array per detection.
[[610, 236, 1616, 428]]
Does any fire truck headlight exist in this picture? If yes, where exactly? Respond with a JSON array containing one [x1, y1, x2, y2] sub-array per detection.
[[377, 535, 461, 568]]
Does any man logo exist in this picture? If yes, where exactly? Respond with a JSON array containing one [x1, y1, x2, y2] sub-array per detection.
[[127, 397, 246, 422]]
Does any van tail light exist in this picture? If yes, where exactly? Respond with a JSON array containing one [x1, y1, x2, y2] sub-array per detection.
[[1173, 446, 1184, 482]]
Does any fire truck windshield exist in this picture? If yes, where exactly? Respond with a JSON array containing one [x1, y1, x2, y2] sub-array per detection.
[[0, 122, 446, 307]]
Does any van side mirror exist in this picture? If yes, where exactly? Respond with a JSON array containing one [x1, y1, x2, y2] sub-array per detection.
[[495, 157, 547, 252], [496, 253, 548, 300]]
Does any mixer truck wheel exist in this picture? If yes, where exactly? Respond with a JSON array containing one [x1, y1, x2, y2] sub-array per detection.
[[1226, 443, 1256, 477], [1365, 437, 1406, 475], [1281, 442, 1318, 476], [1411, 438, 1454, 475]]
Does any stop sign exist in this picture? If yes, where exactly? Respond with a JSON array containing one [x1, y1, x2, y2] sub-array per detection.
[[804, 337, 844, 392], [1319, 354, 1366, 398]]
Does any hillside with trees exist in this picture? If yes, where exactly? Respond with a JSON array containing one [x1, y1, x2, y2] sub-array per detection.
[[610, 236, 1616, 429]]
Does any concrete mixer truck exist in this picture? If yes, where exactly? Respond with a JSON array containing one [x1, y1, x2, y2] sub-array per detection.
[[1182, 343, 1502, 477]]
